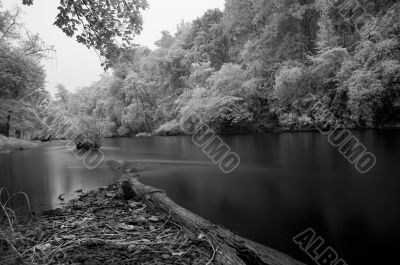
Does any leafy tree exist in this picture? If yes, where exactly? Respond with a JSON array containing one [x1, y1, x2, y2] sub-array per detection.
[[154, 120, 182, 136], [0, 4, 21, 45], [23, 0, 148, 67], [55, 83, 70, 105], [315, 0, 361, 50], [207, 96, 253, 133], [345, 70, 385, 127], [0, 98, 43, 137], [309, 47, 349, 91], [78, 114, 109, 149], [0, 45, 46, 137], [208, 63, 247, 96], [222, 0, 255, 60], [0, 46, 43, 98], [187, 62, 215, 88], [273, 64, 311, 104], [155, 31, 175, 49], [161, 43, 192, 92], [121, 102, 153, 135], [190, 9, 228, 69]]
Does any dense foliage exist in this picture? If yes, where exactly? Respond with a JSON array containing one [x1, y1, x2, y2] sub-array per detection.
[[0, 2, 50, 138], [60, 0, 400, 136], [2, 0, 400, 139]]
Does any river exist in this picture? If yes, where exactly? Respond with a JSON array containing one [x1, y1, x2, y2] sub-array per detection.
[[1, 130, 399, 264]]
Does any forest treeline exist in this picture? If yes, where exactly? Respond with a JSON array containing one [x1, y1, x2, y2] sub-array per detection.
[[59, 0, 399, 137], [2, 0, 400, 139]]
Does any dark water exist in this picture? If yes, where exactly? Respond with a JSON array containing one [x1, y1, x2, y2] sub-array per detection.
[[1, 131, 399, 264]]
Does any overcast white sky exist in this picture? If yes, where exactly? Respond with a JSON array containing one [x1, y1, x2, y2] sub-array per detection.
[[2, 0, 225, 96]]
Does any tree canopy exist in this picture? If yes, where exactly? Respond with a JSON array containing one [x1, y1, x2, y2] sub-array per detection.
[[22, 0, 148, 68]]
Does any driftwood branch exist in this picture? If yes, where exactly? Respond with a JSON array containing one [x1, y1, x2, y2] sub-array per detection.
[[109, 160, 304, 265]]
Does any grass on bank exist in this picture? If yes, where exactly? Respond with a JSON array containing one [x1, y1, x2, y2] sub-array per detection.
[[0, 135, 38, 152], [0, 187, 33, 260]]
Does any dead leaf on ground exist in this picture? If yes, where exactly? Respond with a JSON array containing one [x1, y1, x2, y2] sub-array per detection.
[[117, 223, 135, 231], [129, 201, 141, 208], [105, 192, 115, 198], [34, 243, 51, 251], [62, 235, 77, 240], [148, 216, 159, 222]]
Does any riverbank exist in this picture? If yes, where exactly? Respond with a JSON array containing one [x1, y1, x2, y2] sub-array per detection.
[[0, 165, 303, 265], [0, 182, 215, 265], [0, 135, 39, 153], [0, 135, 67, 153], [135, 125, 400, 139]]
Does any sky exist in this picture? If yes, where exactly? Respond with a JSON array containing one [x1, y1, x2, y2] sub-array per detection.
[[2, 0, 225, 96]]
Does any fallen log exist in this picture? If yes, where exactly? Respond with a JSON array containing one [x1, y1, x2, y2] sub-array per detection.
[[109, 160, 305, 265]]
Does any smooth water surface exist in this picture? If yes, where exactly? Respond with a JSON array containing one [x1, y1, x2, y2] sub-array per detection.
[[1, 131, 399, 264]]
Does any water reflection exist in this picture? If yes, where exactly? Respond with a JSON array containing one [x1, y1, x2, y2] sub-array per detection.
[[0, 146, 120, 212]]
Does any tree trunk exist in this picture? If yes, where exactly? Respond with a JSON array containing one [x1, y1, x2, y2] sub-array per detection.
[[5, 111, 11, 137], [110, 160, 304, 265]]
